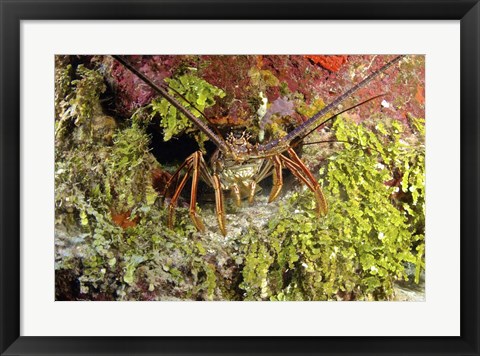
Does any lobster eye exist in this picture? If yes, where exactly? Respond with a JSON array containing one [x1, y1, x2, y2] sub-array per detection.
[[227, 130, 252, 146]]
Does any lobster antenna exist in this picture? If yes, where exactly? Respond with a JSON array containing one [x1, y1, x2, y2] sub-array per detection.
[[290, 93, 385, 147], [260, 55, 405, 152], [113, 56, 210, 121], [111, 55, 229, 153]]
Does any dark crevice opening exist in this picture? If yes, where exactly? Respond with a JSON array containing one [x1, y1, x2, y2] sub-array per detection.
[[146, 124, 218, 166]]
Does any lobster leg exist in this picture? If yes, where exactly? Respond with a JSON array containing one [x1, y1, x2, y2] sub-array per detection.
[[212, 173, 227, 236], [231, 184, 242, 207], [247, 159, 273, 204], [163, 156, 193, 198], [279, 148, 328, 216], [268, 155, 284, 203], [189, 152, 206, 232], [167, 166, 193, 229], [248, 181, 257, 204], [280, 157, 315, 191], [256, 159, 274, 182], [166, 151, 228, 235], [165, 152, 206, 233], [196, 153, 227, 235]]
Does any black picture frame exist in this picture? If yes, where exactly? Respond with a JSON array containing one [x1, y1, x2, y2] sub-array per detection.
[[1, 0, 479, 355]]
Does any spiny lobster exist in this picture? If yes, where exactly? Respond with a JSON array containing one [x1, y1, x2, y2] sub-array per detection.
[[112, 55, 405, 236]]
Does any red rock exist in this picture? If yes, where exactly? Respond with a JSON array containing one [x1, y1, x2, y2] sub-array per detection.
[[415, 84, 425, 105], [304, 55, 348, 72]]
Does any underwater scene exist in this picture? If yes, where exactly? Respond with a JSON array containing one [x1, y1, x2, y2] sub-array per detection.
[[55, 55, 425, 301]]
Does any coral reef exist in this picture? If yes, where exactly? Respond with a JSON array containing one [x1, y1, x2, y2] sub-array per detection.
[[54, 55, 425, 301]]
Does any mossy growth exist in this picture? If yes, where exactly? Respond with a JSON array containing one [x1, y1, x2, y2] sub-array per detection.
[[55, 62, 235, 300], [148, 71, 225, 152], [239, 114, 425, 300], [55, 62, 108, 141], [55, 57, 424, 301]]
